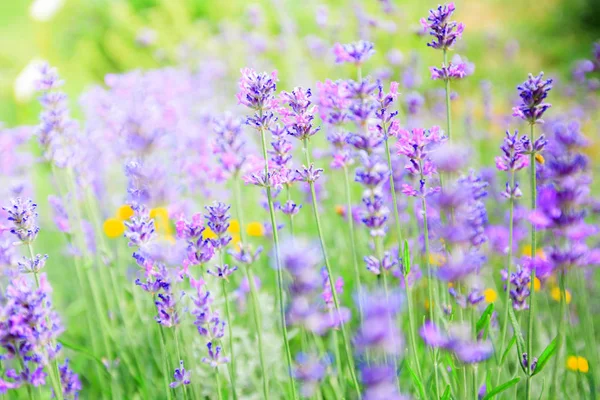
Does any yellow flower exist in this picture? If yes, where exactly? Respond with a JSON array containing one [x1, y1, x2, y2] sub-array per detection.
[[229, 219, 240, 234], [535, 153, 545, 164], [484, 288, 498, 303], [203, 228, 217, 240], [231, 233, 241, 250], [429, 253, 446, 267], [335, 205, 345, 217], [550, 287, 571, 304], [103, 218, 125, 238], [149, 207, 169, 220], [116, 205, 134, 220], [246, 221, 265, 237], [521, 245, 547, 260], [577, 357, 589, 373], [527, 277, 541, 292], [566, 356, 579, 371]]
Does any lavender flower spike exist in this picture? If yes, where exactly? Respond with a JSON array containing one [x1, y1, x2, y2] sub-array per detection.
[[512, 72, 553, 124], [3, 198, 40, 244], [333, 41, 375, 65], [420, 3, 464, 50], [170, 360, 191, 388]]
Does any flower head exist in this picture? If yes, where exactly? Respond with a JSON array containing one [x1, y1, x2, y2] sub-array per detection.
[[333, 41, 375, 65], [420, 3, 464, 50], [512, 72, 553, 124], [170, 360, 191, 388]]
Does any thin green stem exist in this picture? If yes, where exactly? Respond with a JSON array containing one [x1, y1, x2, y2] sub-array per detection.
[[221, 278, 238, 399], [384, 133, 423, 379], [525, 123, 537, 400], [259, 123, 297, 400], [418, 167, 440, 399], [215, 368, 223, 400], [26, 243, 64, 400], [342, 165, 363, 322], [158, 325, 173, 400], [443, 49, 452, 140], [497, 170, 516, 385], [233, 173, 269, 399], [574, 268, 599, 384], [173, 328, 189, 400], [303, 139, 362, 398], [550, 270, 567, 395]]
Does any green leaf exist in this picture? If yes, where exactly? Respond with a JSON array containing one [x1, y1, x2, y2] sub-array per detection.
[[406, 363, 426, 400], [441, 385, 451, 400], [482, 377, 521, 400], [476, 303, 495, 333], [403, 239, 410, 276], [501, 336, 517, 365], [507, 302, 527, 373], [532, 335, 559, 376], [59, 338, 109, 374]]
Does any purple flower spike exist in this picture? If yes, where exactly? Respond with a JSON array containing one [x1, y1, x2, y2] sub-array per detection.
[[501, 265, 531, 310], [361, 364, 409, 400], [58, 359, 82, 398], [202, 342, 230, 367], [295, 164, 323, 183], [294, 353, 328, 397], [430, 63, 467, 81], [17, 254, 48, 274], [333, 41, 375, 65], [206, 264, 238, 281], [420, 3, 464, 50], [170, 360, 191, 388], [3, 198, 40, 243], [237, 68, 278, 111], [204, 202, 232, 249], [512, 72, 553, 124]]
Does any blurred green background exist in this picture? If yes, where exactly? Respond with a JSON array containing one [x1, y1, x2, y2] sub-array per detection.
[[1, 0, 599, 126]]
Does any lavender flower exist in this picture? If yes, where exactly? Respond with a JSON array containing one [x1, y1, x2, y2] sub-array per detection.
[[361, 364, 408, 400], [501, 265, 531, 310], [294, 353, 328, 397], [3, 198, 40, 243], [202, 342, 229, 367], [170, 360, 191, 388], [512, 72, 553, 124], [420, 322, 493, 364], [204, 202, 232, 249], [58, 359, 82, 399], [355, 290, 403, 355], [17, 254, 48, 274], [333, 41, 375, 65], [420, 3, 464, 50], [279, 87, 320, 141]]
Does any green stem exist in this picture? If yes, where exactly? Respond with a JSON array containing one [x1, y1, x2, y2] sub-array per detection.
[[233, 173, 269, 399], [550, 270, 567, 395], [574, 268, 599, 384], [221, 278, 238, 399], [26, 243, 64, 400], [158, 325, 173, 400], [497, 170, 516, 385], [303, 139, 362, 398], [215, 367, 223, 400], [259, 123, 297, 400], [525, 123, 537, 400], [342, 165, 364, 323], [443, 49, 452, 141], [173, 328, 189, 400], [418, 168, 440, 399]]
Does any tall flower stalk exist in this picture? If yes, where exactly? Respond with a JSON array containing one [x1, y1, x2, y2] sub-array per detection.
[[512, 72, 552, 399], [495, 130, 528, 383], [421, 2, 465, 141], [237, 68, 297, 399], [279, 87, 361, 396]]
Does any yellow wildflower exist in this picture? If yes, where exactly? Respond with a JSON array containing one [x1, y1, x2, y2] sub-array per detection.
[[535, 153, 545, 164], [246, 221, 265, 237], [566, 356, 578, 371], [204, 228, 217, 240], [577, 357, 589, 373], [103, 218, 125, 238], [149, 207, 169, 220], [550, 287, 571, 304], [429, 253, 446, 267], [484, 288, 498, 303], [335, 205, 345, 217], [116, 205, 134, 220], [229, 219, 240, 234], [231, 233, 241, 250], [527, 277, 541, 292]]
